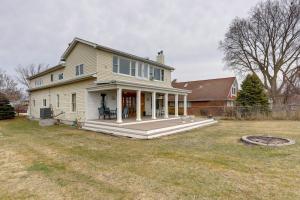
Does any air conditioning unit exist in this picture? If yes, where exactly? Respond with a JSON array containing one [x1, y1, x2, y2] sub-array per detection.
[[40, 108, 52, 119]]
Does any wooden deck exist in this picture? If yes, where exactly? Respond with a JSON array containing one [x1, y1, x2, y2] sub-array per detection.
[[82, 116, 217, 139]]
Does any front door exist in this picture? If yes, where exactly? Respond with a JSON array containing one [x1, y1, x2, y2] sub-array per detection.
[[122, 92, 136, 117], [122, 92, 146, 117]]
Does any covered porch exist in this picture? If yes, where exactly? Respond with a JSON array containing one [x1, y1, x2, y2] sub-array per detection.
[[85, 81, 189, 124]]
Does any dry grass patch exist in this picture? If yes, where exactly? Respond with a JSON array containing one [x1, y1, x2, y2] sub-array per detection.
[[0, 117, 299, 199]]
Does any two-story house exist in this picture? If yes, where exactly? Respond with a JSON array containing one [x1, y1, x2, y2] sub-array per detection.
[[28, 38, 192, 126]]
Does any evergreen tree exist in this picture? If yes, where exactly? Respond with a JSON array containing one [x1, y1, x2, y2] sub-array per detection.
[[237, 74, 269, 111], [0, 92, 15, 120]]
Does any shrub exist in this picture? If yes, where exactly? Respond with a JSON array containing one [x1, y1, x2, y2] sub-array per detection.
[[0, 92, 15, 120]]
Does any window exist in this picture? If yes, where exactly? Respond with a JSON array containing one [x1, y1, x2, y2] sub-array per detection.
[[169, 102, 175, 107], [51, 74, 54, 82], [33, 100, 35, 107], [138, 62, 143, 77], [75, 64, 84, 76], [154, 68, 161, 80], [149, 66, 154, 79], [143, 64, 148, 78], [58, 73, 64, 80], [113, 56, 118, 73], [71, 93, 76, 112], [43, 99, 47, 107], [179, 101, 191, 108], [231, 83, 237, 96], [57, 94, 60, 108], [131, 61, 136, 76], [119, 58, 130, 75], [111, 56, 164, 80], [35, 79, 43, 86]]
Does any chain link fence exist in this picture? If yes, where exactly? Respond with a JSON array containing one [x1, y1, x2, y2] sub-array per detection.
[[189, 105, 300, 120]]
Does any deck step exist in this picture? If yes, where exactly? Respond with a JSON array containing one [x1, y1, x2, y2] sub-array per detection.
[[82, 119, 217, 139]]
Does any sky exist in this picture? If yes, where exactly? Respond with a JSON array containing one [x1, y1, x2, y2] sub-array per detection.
[[0, 0, 262, 82]]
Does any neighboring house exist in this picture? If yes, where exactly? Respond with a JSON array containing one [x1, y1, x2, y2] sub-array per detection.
[[28, 37, 190, 125], [170, 77, 238, 115]]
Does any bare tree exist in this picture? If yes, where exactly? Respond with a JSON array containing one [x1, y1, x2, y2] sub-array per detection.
[[15, 64, 48, 89], [220, 0, 300, 104], [0, 69, 23, 101], [282, 66, 300, 103]]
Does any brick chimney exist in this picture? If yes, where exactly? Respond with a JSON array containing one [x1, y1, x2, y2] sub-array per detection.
[[156, 50, 164, 64]]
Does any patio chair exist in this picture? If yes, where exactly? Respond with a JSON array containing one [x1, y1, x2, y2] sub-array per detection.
[[104, 107, 111, 119], [122, 107, 129, 119], [98, 107, 104, 119], [109, 108, 117, 119], [160, 109, 165, 116]]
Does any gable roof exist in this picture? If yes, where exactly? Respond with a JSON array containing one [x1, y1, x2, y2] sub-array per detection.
[[27, 63, 65, 80], [61, 37, 175, 70], [172, 77, 237, 101]]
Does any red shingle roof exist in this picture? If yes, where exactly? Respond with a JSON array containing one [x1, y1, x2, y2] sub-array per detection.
[[172, 77, 237, 101]]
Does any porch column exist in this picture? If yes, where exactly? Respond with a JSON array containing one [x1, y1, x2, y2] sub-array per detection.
[[117, 88, 123, 123], [164, 93, 169, 118], [152, 91, 156, 119], [175, 94, 179, 117], [136, 89, 141, 121], [183, 94, 188, 116]]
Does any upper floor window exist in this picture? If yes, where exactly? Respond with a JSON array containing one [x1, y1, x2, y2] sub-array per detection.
[[143, 63, 149, 78], [75, 64, 84, 76], [113, 56, 118, 73], [35, 79, 43, 86], [152, 67, 164, 81], [138, 62, 143, 77], [112, 55, 164, 81], [112, 56, 136, 77], [131, 61, 136, 76], [50, 74, 54, 82], [154, 68, 161, 80], [149, 66, 154, 79], [231, 83, 237, 96], [58, 73, 64, 80], [119, 58, 130, 75]]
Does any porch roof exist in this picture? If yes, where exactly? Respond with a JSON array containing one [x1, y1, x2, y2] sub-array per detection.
[[87, 80, 191, 95]]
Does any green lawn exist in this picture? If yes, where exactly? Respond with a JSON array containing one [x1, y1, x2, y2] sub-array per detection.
[[0, 117, 299, 200]]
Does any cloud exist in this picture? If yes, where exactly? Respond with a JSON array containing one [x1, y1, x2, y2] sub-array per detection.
[[0, 0, 261, 81]]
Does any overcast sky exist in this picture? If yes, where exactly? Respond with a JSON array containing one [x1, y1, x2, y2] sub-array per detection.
[[0, 0, 262, 82]]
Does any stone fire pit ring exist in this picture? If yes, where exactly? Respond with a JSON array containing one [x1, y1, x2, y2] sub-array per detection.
[[241, 135, 295, 147]]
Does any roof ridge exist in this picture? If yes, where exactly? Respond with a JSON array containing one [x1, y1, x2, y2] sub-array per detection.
[[174, 76, 236, 84], [61, 37, 174, 70]]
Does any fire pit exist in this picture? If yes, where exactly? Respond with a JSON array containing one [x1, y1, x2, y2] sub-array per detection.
[[241, 135, 295, 147]]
